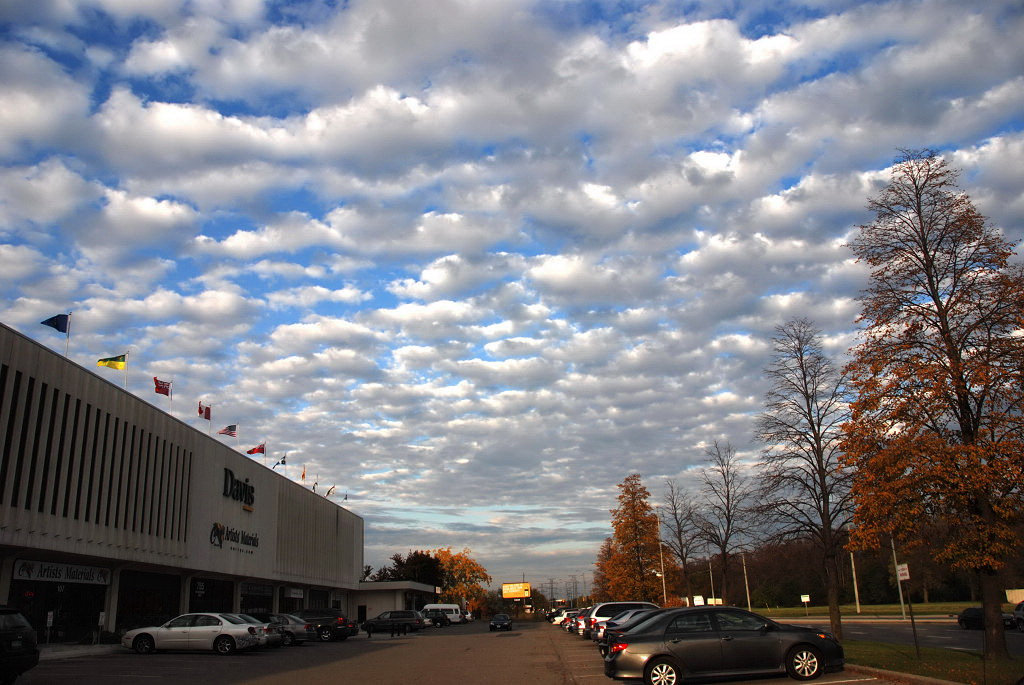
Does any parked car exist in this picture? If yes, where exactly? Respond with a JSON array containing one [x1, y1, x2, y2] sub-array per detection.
[[489, 614, 513, 631], [595, 608, 658, 643], [579, 601, 660, 640], [558, 609, 581, 629], [956, 606, 1015, 630], [1014, 601, 1024, 632], [0, 607, 39, 683], [603, 607, 844, 682], [569, 608, 591, 634], [230, 613, 284, 647], [598, 609, 667, 657], [422, 608, 451, 627], [291, 608, 360, 641], [121, 612, 259, 655], [248, 612, 316, 645], [361, 610, 426, 634], [549, 608, 572, 624]]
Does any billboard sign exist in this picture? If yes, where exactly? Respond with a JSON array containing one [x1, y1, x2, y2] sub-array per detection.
[[501, 582, 531, 599]]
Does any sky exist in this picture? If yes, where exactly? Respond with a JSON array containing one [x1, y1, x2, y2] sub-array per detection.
[[2, 0, 1023, 595]]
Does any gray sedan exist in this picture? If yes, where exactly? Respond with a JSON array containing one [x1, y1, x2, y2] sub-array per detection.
[[603, 607, 844, 684]]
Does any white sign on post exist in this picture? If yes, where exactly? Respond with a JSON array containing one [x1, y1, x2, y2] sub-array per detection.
[[800, 594, 810, 604], [896, 563, 910, 582]]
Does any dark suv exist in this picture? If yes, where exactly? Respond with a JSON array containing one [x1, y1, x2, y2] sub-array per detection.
[[362, 610, 425, 633], [0, 607, 39, 683], [291, 608, 359, 641]]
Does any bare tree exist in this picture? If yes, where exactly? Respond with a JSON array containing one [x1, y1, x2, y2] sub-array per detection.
[[755, 317, 854, 639], [692, 441, 755, 605], [661, 479, 702, 606]]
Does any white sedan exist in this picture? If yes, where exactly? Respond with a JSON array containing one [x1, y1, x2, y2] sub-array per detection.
[[121, 612, 259, 655]]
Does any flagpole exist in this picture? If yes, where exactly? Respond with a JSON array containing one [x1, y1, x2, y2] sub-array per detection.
[[65, 311, 72, 357], [124, 350, 129, 390], [169, 381, 172, 413]]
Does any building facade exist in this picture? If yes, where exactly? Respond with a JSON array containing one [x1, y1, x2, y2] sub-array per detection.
[[0, 322, 366, 640]]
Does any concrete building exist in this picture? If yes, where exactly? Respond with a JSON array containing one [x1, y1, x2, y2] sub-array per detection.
[[0, 321, 430, 640]]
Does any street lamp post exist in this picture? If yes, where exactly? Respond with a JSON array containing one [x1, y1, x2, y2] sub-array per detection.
[[708, 555, 716, 606]]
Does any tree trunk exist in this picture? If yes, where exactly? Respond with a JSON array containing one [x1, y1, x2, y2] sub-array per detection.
[[979, 570, 1009, 660], [824, 550, 843, 641]]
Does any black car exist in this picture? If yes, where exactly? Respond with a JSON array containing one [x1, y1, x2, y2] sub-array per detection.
[[956, 607, 1015, 630], [0, 607, 39, 683], [291, 608, 360, 642], [421, 608, 451, 627], [604, 607, 844, 682], [362, 610, 426, 634], [489, 613, 512, 631]]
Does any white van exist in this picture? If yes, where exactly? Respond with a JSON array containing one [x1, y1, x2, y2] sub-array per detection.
[[421, 603, 465, 625]]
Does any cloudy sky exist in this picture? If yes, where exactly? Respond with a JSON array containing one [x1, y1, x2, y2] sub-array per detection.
[[2, 0, 1023, 593]]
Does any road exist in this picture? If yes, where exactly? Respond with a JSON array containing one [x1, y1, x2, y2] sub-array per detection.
[[786, 616, 1024, 657], [20, 619, 910, 685]]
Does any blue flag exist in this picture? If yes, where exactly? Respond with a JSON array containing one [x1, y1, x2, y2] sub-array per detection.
[[41, 314, 69, 334]]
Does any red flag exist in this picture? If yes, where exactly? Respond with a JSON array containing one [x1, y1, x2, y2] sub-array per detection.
[[198, 401, 210, 420], [154, 377, 171, 396], [246, 443, 265, 455]]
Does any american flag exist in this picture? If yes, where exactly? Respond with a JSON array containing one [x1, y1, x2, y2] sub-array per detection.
[[218, 424, 237, 437]]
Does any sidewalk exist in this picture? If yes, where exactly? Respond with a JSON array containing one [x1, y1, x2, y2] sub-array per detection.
[[38, 642, 123, 661]]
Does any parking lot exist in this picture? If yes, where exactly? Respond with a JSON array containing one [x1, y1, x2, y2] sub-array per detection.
[[18, 618, 913, 685]]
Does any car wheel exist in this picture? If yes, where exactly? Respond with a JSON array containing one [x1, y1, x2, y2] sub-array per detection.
[[318, 628, 333, 642], [282, 631, 294, 646], [132, 634, 156, 655], [490, 626, 495, 631], [645, 657, 679, 685], [786, 645, 823, 681], [214, 636, 236, 655], [958, 619, 967, 630]]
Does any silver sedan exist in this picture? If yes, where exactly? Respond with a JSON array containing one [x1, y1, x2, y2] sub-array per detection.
[[121, 612, 259, 655]]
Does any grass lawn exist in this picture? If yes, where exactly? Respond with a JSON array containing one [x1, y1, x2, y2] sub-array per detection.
[[845, 639, 1022, 684]]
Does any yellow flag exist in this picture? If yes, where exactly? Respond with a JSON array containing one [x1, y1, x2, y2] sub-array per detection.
[[97, 354, 126, 370]]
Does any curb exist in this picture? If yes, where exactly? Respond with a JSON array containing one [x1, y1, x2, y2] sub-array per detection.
[[845, 663, 965, 685]]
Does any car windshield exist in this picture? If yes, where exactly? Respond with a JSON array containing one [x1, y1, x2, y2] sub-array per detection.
[[494, 614, 509, 620], [0, 612, 31, 630]]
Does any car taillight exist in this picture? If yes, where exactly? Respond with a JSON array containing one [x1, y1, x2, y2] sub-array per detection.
[[588, 618, 597, 627], [609, 641, 628, 654]]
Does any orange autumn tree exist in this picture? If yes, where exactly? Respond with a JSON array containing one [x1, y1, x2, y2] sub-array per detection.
[[600, 474, 666, 604], [843, 150, 1024, 660], [431, 547, 492, 606]]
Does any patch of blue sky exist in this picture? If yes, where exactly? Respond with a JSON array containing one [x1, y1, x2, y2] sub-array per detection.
[[206, 90, 319, 119], [67, 7, 164, 54], [262, 185, 330, 219], [533, 0, 654, 41], [196, 211, 260, 242], [124, 71, 198, 105]]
